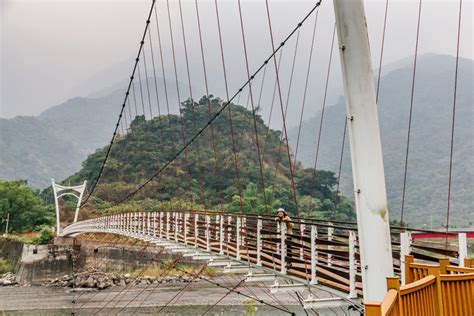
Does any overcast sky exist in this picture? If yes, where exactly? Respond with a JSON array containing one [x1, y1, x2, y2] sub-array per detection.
[[1, 0, 472, 119]]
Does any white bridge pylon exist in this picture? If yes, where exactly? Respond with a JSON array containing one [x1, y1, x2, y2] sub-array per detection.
[[51, 179, 87, 235]]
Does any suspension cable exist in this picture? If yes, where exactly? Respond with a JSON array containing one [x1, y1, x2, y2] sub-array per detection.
[[400, 0, 423, 225]]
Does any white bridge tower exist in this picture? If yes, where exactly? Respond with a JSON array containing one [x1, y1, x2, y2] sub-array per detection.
[[51, 179, 87, 235]]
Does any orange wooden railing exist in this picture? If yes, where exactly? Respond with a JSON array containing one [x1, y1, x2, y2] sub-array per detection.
[[366, 256, 474, 316]]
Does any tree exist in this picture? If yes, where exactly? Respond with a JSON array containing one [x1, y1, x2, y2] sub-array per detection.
[[0, 180, 54, 232]]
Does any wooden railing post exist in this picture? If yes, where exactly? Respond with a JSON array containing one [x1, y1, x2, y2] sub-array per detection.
[[311, 225, 318, 285], [405, 255, 414, 284], [348, 230, 357, 298], [458, 233, 467, 267], [364, 302, 382, 316], [428, 267, 444, 316], [465, 258, 473, 268], [439, 258, 449, 274], [257, 217, 262, 266]]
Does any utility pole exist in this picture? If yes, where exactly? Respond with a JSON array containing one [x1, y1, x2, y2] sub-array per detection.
[[333, 0, 394, 301], [2, 213, 9, 237]]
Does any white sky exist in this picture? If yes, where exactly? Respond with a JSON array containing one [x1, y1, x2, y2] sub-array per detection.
[[1, 0, 472, 118]]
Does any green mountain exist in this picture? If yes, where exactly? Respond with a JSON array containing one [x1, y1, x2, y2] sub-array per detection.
[[288, 54, 473, 228], [0, 78, 184, 189], [66, 96, 354, 220]]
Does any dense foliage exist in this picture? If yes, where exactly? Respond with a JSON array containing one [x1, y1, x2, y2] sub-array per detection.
[[0, 180, 54, 233], [67, 96, 355, 221]]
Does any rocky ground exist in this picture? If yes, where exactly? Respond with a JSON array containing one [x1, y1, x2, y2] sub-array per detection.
[[46, 270, 197, 290], [0, 272, 17, 286]]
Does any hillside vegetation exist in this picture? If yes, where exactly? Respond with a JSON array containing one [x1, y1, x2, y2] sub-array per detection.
[[66, 96, 354, 221]]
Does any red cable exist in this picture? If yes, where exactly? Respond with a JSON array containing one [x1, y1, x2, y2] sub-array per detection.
[[237, 0, 270, 214]]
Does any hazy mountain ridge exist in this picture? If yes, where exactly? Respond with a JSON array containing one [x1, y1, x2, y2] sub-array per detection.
[[288, 54, 473, 228]]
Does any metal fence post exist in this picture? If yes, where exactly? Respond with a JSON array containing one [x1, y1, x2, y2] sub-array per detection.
[[311, 225, 318, 284], [348, 230, 357, 298], [458, 233, 467, 267], [400, 232, 412, 285], [257, 217, 262, 266]]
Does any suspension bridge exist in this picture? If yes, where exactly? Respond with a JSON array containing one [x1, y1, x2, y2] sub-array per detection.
[[47, 0, 472, 314]]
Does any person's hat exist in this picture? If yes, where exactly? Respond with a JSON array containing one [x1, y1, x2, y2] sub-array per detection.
[[277, 208, 286, 215]]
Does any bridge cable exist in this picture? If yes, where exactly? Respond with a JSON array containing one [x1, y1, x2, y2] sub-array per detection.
[[400, 0, 423, 225], [141, 47, 154, 118], [177, 0, 208, 208], [312, 23, 336, 176], [291, 8, 320, 171], [194, 0, 226, 211], [165, 0, 194, 210], [237, 0, 270, 215], [79, 0, 158, 207], [154, 2, 183, 208], [445, 0, 463, 247], [112, 0, 323, 206], [176, 267, 296, 315], [214, 0, 245, 214]]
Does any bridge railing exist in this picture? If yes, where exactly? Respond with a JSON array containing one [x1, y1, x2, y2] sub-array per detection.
[[63, 210, 362, 298], [366, 256, 474, 316]]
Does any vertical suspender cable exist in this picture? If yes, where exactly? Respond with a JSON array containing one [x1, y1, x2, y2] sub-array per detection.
[[445, 0, 463, 246], [400, 0, 423, 225]]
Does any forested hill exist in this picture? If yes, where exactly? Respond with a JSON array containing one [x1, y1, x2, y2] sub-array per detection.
[[65, 96, 355, 221], [288, 54, 473, 228]]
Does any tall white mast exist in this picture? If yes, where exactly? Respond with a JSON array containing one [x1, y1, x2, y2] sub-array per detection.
[[333, 0, 393, 301]]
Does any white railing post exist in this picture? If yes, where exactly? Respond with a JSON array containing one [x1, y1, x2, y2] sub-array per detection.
[[227, 216, 232, 246], [280, 222, 287, 275], [184, 212, 189, 245], [219, 214, 224, 255], [147, 212, 151, 235], [257, 217, 262, 266], [311, 225, 318, 285], [206, 214, 211, 252], [400, 232, 412, 285], [277, 221, 281, 255], [300, 220, 306, 260], [166, 212, 170, 240], [141, 212, 145, 235], [159, 211, 163, 238], [348, 230, 357, 298], [236, 216, 241, 260], [458, 233, 467, 267], [153, 212, 157, 237], [174, 212, 179, 242], [328, 224, 333, 267], [194, 213, 199, 248]]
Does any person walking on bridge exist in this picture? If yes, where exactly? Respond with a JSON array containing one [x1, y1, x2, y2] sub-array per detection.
[[275, 208, 294, 268]]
